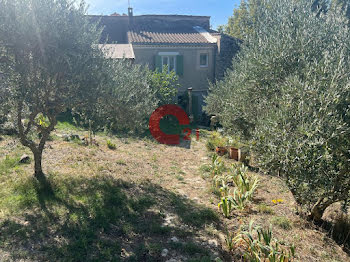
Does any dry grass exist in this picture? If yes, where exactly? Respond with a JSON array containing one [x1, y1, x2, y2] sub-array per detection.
[[0, 127, 349, 261]]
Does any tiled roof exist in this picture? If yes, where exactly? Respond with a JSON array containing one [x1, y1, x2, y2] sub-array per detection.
[[128, 24, 216, 45], [88, 14, 218, 45], [98, 44, 135, 59]]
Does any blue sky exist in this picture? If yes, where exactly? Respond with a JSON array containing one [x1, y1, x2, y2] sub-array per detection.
[[85, 0, 241, 30]]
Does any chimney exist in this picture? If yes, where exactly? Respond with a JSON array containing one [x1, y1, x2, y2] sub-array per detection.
[[128, 7, 133, 26], [128, 7, 133, 17]]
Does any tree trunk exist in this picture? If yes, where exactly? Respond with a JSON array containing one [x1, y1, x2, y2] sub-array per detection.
[[310, 198, 333, 222], [33, 150, 45, 181]]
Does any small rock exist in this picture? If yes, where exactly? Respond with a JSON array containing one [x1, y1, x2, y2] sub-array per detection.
[[170, 236, 179, 243], [166, 259, 178, 262], [19, 154, 30, 164], [161, 249, 169, 257], [208, 239, 218, 247]]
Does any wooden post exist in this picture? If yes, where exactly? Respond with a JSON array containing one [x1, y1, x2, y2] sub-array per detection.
[[188, 87, 193, 123]]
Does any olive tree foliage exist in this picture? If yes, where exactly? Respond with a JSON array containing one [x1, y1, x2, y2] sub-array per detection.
[[78, 64, 179, 135], [0, 73, 11, 129], [76, 59, 159, 134], [205, 0, 350, 221], [220, 0, 335, 39], [331, 0, 350, 19], [0, 0, 110, 182]]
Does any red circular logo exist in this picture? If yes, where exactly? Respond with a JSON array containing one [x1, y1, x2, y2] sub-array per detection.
[[149, 104, 191, 145]]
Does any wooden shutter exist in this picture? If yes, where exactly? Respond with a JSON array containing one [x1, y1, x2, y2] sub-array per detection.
[[176, 55, 184, 76], [155, 55, 162, 71]]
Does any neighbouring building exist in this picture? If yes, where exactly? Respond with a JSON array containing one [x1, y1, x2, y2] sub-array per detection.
[[89, 8, 240, 120]]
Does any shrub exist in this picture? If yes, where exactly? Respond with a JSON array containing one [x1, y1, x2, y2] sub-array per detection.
[[205, 0, 350, 221]]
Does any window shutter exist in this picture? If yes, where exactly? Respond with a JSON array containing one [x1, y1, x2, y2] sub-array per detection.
[[155, 55, 162, 71], [176, 55, 184, 76]]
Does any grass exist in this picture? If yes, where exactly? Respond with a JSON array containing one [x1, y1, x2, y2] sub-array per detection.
[[271, 216, 292, 230], [257, 203, 275, 214], [0, 155, 21, 175], [116, 160, 127, 166], [0, 135, 221, 261], [55, 121, 81, 132], [0, 172, 219, 261]]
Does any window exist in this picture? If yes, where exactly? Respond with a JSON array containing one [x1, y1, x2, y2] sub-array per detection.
[[161, 55, 176, 73], [156, 52, 183, 76], [200, 53, 208, 67]]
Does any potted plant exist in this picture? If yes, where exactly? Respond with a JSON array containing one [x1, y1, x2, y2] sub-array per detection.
[[216, 146, 228, 156]]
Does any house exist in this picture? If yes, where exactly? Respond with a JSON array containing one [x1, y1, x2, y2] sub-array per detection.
[[89, 8, 240, 119]]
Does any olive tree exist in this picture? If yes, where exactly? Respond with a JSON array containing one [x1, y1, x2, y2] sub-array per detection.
[[76, 60, 159, 135], [0, 0, 109, 183], [77, 64, 179, 135], [205, 0, 350, 221]]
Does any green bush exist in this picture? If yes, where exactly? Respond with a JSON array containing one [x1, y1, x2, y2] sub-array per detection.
[[205, 0, 350, 221]]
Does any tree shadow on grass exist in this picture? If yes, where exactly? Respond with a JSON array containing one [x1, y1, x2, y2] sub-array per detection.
[[0, 174, 227, 261]]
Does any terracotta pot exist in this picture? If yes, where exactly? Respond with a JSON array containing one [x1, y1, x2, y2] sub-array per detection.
[[229, 147, 240, 161], [216, 146, 227, 156]]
